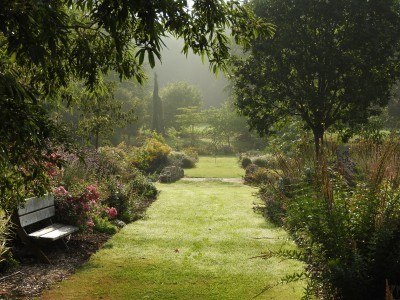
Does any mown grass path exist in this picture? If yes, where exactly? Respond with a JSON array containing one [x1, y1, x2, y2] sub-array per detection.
[[42, 157, 304, 299]]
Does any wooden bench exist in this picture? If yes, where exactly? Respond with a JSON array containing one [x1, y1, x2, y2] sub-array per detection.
[[12, 194, 78, 264]]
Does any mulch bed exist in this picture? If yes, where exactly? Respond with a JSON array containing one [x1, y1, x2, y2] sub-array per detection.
[[0, 231, 112, 299]]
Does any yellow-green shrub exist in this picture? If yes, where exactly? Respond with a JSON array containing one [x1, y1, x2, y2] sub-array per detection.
[[129, 137, 171, 173]]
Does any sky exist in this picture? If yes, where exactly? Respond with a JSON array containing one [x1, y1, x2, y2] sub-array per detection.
[[153, 36, 230, 108]]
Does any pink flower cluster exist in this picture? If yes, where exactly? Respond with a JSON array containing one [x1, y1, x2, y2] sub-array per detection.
[[49, 152, 62, 162], [45, 152, 63, 179], [54, 186, 68, 196], [106, 207, 118, 219], [84, 185, 100, 203], [54, 185, 101, 229]]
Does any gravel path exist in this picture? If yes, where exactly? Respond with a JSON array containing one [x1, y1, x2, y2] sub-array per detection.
[[180, 177, 243, 183]]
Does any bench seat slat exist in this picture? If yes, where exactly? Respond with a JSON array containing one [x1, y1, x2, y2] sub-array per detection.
[[29, 224, 79, 241], [18, 195, 54, 216], [28, 223, 64, 238], [19, 206, 55, 227]]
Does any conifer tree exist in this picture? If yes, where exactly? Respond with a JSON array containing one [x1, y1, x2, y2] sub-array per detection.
[[152, 74, 164, 134]]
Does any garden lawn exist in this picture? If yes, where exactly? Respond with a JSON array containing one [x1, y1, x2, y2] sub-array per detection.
[[42, 160, 304, 299], [184, 156, 244, 178]]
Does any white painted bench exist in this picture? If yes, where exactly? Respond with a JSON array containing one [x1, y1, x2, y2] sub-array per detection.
[[12, 194, 78, 263]]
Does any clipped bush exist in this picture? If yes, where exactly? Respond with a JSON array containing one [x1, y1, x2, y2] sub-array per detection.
[[159, 166, 184, 183], [240, 154, 279, 170], [252, 156, 269, 168], [181, 156, 196, 168], [167, 151, 197, 169], [257, 185, 286, 226], [240, 156, 252, 169], [183, 147, 199, 162], [244, 164, 277, 186]]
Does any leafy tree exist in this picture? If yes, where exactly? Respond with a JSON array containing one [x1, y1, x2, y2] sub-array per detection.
[[386, 83, 400, 130], [151, 74, 164, 134], [110, 89, 148, 145], [106, 72, 151, 144], [1, 0, 272, 96], [0, 75, 71, 212], [77, 82, 136, 149], [0, 0, 272, 210], [232, 0, 400, 157], [175, 106, 204, 146], [204, 102, 247, 149], [50, 80, 137, 149], [160, 81, 203, 129]]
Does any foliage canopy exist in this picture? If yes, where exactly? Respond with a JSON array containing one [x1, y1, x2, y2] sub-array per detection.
[[160, 81, 203, 129], [0, 0, 272, 210], [232, 0, 400, 156]]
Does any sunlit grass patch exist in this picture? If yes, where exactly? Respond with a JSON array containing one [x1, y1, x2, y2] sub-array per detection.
[[184, 156, 244, 178], [42, 181, 304, 299]]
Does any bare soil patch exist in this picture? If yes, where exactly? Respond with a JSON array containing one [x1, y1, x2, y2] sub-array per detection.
[[0, 231, 111, 299]]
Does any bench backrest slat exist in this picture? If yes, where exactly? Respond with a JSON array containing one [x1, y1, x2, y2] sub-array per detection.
[[18, 195, 56, 227]]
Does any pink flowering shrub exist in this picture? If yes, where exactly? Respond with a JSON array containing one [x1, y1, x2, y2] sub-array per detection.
[[106, 207, 118, 219], [54, 184, 120, 232], [45, 152, 64, 182], [54, 185, 101, 230], [54, 186, 68, 196]]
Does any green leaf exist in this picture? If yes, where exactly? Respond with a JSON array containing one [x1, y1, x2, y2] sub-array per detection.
[[137, 50, 145, 65], [9, 52, 17, 63], [148, 50, 155, 68]]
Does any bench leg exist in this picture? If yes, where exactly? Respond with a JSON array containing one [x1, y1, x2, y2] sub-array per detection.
[[58, 237, 69, 251], [16, 227, 51, 264], [11, 213, 51, 264]]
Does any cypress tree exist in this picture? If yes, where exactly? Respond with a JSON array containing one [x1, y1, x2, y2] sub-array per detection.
[[151, 74, 164, 134]]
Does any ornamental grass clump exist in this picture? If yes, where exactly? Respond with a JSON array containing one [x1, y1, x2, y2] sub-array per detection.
[[0, 216, 12, 269], [259, 137, 400, 299]]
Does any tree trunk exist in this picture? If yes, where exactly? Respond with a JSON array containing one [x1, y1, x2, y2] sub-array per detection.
[[313, 128, 324, 161], [95, 129, 99, 150]]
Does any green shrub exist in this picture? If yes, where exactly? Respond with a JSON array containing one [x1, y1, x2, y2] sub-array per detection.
[[129, 172, 158, 199], [104, 172, 158, 223], [0, 216, 11, 270], [129, 137, 171, 173], [252, 157, 269, 168], [167, 151, 197, 169], [257, 185, 286, 226], [93, 216, 118, 234], [104, 178, 130, 221], [258, 139, 400, 299], [244, 164, 277, 186], [240, 156, 252, 169], [285, 173, 400, 299]]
